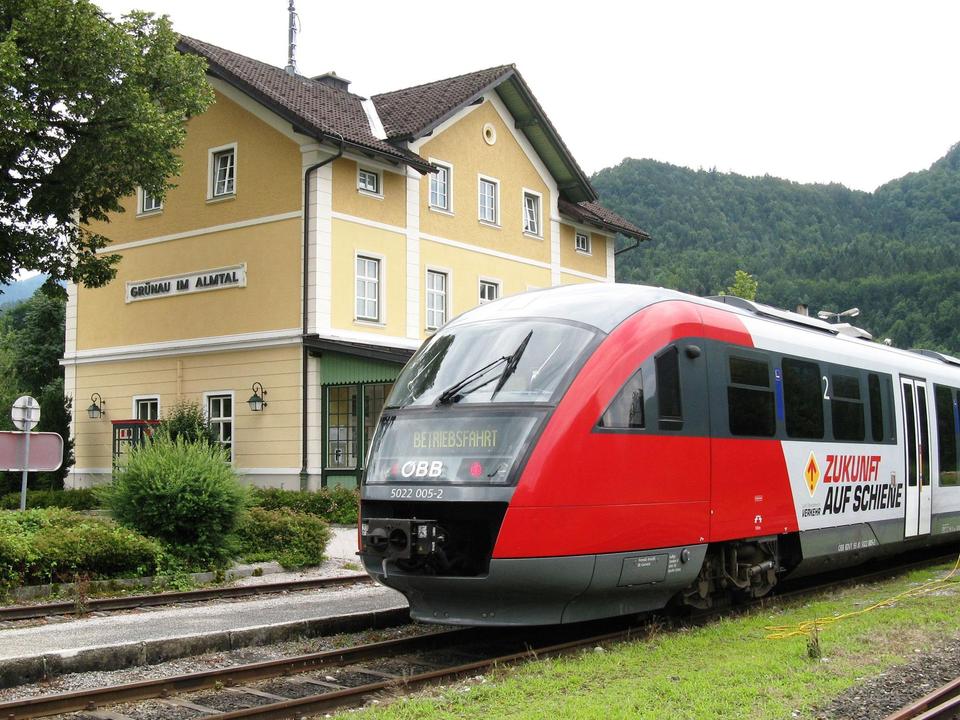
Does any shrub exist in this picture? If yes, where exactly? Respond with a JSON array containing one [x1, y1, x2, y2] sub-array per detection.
[[249, 486, 359, 525], [0, 488, 100, 511], [0, 508, 162, 589], [99, 435, 247, 568], [155, 399, 218, 445], [236, 507, 331, 568]]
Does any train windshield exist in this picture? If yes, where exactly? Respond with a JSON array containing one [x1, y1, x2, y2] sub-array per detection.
[[387, 319, 597, 408]]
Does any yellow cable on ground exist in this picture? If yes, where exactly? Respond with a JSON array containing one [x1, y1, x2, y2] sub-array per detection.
[[764, 553, 960, 640]]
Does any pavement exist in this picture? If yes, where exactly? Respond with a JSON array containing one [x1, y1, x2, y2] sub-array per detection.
[[0, 527, 409, 687]]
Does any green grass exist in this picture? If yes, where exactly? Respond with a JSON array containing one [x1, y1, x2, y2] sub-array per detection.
[[340, 562, 960, 720]]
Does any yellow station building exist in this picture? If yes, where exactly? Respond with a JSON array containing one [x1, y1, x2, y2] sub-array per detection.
[[63, 37, 648, 490]]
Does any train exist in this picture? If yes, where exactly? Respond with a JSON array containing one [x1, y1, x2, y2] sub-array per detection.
[[358, 283, 960, 625]]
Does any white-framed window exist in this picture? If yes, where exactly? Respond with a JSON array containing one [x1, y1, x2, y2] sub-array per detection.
[[429, 161, 452, 212], [208, 143, 237, 199], [478, 175, 499, 225], [355, 255, 380, 321], [523, 190, 542, 236], [426, 269, 448, 330], [575, 231, 592, 254], [205, 392, 234, 462], [139, 189, 162, 215], [479, 279, 500, 304], [132, 395, 160, 421], [357, 167, 381, 196]]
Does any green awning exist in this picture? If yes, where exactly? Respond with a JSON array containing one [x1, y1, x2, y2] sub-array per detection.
[[320, 352, 402, 385]]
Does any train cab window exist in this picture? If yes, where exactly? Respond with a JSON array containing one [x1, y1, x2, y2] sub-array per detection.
[[934, 385, 959, 487], [598, 368, 644, 429], [830, 373, 865, 441], [728, 356, 775, 437], [782, 358, 823, 439], [655, 346, 683, 430], [918, 385, 931, 487]]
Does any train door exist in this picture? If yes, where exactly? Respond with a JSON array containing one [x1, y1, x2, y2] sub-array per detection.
[[901, 378, 932, 537]]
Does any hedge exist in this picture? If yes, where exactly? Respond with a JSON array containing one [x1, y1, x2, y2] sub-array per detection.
[[249, 486, 359, 525], [236, 508, 331, 568], [0, 489, 100, 511], [0, 508, 163, 589]]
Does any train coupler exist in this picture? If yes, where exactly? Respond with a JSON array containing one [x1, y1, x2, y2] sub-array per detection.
[[361, 518, 446, 560]]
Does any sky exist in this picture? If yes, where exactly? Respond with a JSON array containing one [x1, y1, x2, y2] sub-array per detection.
[[94, 1, 960, 192]]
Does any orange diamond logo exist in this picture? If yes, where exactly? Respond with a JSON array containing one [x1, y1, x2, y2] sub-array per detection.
[[804, 451, 820, 496]]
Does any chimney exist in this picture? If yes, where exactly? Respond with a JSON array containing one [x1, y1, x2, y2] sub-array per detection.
[[312, 72, 351, 92], [284, 1, 297, 76], [796, 303, 809, 316]]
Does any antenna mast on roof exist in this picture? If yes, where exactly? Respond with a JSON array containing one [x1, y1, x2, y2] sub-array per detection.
[[284, 0, 298, 76]]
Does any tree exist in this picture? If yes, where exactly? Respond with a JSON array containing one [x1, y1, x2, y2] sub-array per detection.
[[0, 1, 213, 292], [727, 270, 759, 301], [0, 290, 73, 492]]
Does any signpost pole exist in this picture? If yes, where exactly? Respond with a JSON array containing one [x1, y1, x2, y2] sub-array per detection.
[[19, 428, 30, 512], [12, 395, 41, 512]]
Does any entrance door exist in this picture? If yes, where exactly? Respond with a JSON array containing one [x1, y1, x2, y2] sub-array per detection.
[[901, 378, 933, 537], [323, 382, 392, 488]]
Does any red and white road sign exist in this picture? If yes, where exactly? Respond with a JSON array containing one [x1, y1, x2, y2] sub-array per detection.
[[0, 431, 63, 471]]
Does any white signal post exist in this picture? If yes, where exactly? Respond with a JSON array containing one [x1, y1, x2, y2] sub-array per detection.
[[11, 396, 40, 511]]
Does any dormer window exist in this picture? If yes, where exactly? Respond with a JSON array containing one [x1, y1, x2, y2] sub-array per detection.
[[358, 167, 381, 196]]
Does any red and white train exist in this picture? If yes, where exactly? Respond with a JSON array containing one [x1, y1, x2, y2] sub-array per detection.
[[359, 284, 960, 625]]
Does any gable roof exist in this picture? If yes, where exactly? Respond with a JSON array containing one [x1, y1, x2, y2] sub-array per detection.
[[558, 199, 650, 241], [177, 36, 434, 173], [176, 37, 650, 241], [374, 66, 598, 204]]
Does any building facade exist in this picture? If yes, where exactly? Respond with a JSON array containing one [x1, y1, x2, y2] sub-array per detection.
[[63, 37, 648, 490]]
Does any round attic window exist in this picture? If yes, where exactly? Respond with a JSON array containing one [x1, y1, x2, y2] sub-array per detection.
[[482, 123, 497, 145]]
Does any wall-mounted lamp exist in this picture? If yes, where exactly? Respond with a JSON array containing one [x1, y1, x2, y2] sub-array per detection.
[[247, 382, 268, 412], [87, 393, 105, 419]]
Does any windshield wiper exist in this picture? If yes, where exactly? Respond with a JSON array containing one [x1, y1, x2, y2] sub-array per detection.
[[436, 356, 509, 405], [490, 330, 533, 400], [436, 330, 534, 405]]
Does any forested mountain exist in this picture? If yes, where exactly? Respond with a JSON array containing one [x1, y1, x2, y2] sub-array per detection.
[[595, 143, 960, 352]]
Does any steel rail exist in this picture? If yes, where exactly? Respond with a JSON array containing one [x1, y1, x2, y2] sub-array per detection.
[[0, 574, 371, 622], [0, 627, 473, 719], [882, 676, 960, 720], [211, 627, 639, 719], [2, 550, 956, 720]]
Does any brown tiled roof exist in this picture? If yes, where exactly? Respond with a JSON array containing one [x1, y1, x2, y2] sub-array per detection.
[[177, 36, 434, 172], [559, 199, 650, 242], [372, 65, 515, 140]]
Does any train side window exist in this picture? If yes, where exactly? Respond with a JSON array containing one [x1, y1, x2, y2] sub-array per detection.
[[868, 374, 885, 442], [656, 346, 683, 430], [728, 356, 775, 437], [918, 385, 930, 487], [782, 358, 823, 439], [598, 368, 645, 430], [934, 385, 959, 487], [831, 373, 865, 441]]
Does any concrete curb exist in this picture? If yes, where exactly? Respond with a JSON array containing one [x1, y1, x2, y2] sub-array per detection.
[[0, 606, 409, 688]]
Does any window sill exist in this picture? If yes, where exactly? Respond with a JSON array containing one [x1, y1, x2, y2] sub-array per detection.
[[575, 249, 593, 256], [206, 194, 236, 205], [358, 189, 384, 200], [478, 219, 501, 230], [354, 318, 386, 328], [136, 209, 163, 218], [428, 205, 454, 216], [523, 231, 544, 241]]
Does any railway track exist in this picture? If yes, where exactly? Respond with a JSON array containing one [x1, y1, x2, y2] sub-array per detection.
[[1, 551, 955, 720], [0, 574, 370, 622], [883, 676, 960, 720]]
